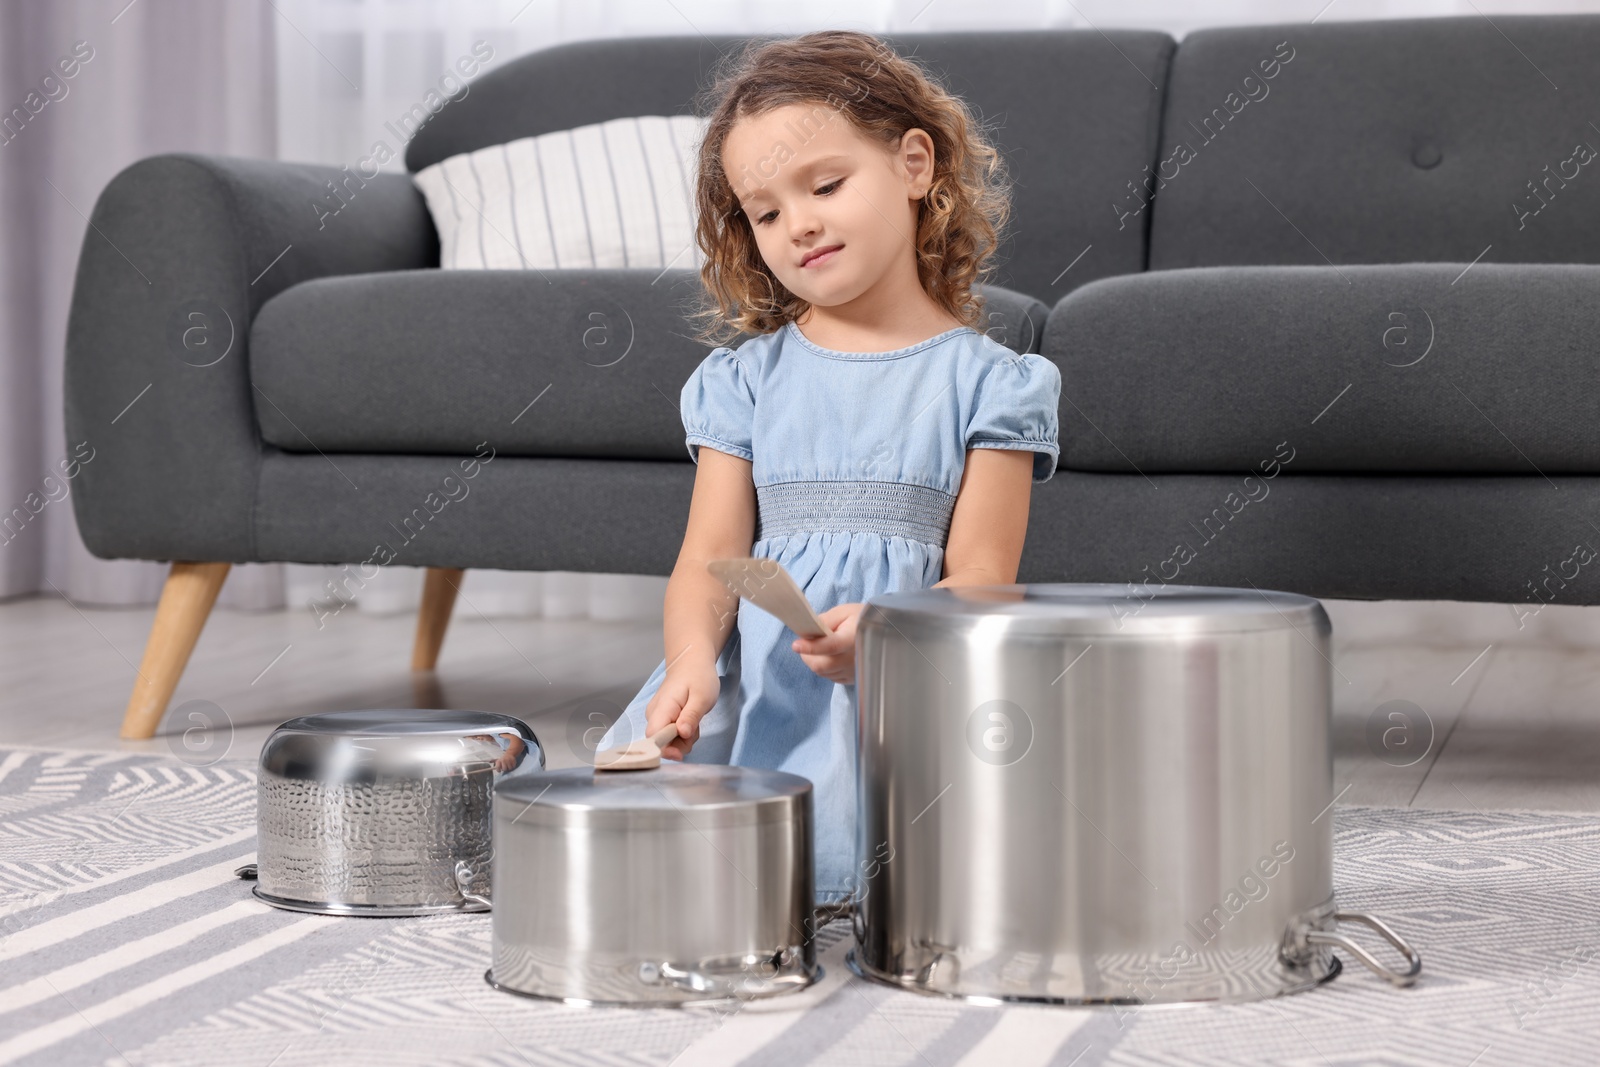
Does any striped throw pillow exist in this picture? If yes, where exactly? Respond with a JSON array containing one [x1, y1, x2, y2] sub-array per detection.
[[411, 114, 709, 272]]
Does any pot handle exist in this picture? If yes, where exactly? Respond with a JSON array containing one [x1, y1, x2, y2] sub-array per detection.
[[1306, 909, 1422, 987], [811, 898, 854, 931], [453, 860, 491, 909], [653, 953, 815, 999]]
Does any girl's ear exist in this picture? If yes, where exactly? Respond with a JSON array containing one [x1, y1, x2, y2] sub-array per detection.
[[899, 128, 937, 199]]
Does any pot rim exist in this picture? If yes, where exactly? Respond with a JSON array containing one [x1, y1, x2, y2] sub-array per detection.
[[863, 583, 1328, 637]]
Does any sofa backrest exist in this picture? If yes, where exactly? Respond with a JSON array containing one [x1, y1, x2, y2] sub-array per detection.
[[1148, 15, 1600, 269], [403, 30, 1175, 303]]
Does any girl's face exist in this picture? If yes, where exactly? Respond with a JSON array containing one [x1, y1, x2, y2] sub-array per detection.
[[721, 102, 936, 312]]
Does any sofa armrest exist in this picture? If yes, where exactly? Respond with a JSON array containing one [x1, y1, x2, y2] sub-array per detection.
[[63, 153, 439, 563], [975, 282, 1049, 355]]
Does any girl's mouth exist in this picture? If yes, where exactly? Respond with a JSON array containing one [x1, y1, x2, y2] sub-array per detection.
[[801, 245, 843, 268]]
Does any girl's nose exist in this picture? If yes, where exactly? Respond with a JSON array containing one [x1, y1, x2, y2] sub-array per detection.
[[787, 212, 820, 241]]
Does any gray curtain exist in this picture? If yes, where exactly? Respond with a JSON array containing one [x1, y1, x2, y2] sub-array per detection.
[[0, 0, 670, 620], [0, 0, 283, 608]]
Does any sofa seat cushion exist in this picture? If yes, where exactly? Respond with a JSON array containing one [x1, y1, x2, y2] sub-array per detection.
[[249, 269, 1049, 458], [1047, 263, 1600, 473]]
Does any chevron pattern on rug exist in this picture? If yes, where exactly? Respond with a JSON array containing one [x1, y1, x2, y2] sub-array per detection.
[[0, 746, 1596, 1066]]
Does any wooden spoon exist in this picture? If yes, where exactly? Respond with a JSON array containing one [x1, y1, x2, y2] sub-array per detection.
[[707, 558, 833, 638], [593, 722, 679, 771]]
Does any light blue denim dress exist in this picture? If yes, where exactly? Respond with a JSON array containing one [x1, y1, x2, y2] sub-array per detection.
[[596, 320, 1062, 903]]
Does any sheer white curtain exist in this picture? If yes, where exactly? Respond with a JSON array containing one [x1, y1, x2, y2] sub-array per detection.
[[3, 0, 1587, 621]]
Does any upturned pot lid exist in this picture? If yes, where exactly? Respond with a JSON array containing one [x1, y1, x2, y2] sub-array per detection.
[[862, 583, 1326, 637], [495, 764, 811, 829]]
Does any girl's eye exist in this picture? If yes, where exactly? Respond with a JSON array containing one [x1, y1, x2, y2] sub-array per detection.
[[751, 180, 844, 226]]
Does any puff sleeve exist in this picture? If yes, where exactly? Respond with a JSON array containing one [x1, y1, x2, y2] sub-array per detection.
[[680, 347, 756, 464], [965, 353, 1062, 482]]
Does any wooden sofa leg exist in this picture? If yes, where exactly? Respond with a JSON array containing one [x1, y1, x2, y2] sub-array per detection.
[[412, 567, 465, 671], [120, 561, 232, 740]]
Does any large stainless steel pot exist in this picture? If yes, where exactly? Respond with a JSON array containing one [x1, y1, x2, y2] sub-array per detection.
[[249, 709, 541, 916], [487, 763, 831, 1006], [851, 583, 1420, 1005]]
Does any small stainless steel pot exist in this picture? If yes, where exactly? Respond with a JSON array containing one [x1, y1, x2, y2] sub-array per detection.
[[248, 708, 541, 916], [487, 763, 826, 1005], [851, 583, 1421, 1005]]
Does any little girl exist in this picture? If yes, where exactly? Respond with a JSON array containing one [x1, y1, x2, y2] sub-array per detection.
[[595, 30, 1061, 905]]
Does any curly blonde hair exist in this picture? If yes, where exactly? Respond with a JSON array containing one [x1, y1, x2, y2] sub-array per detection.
[[688, 30, 1013, 348]]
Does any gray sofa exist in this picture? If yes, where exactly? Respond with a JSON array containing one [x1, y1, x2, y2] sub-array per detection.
[[64, 16, 1600, 737]]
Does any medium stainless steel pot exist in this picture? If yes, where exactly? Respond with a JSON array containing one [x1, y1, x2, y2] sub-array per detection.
[[487, 763, 829, 1006], [248, 708, 541, 916], [851, 583, 1420, 1005]]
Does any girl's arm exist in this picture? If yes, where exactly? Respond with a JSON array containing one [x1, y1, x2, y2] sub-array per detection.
[[648, 447, 757, 759], [934, 448, 1036, 587]]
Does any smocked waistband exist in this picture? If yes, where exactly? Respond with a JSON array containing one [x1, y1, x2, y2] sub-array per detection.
[[755, 480, 956, 547]]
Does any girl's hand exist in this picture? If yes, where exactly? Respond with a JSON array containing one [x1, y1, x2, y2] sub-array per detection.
[[644, 659, 721, 760], [792, 603, 866, 685]]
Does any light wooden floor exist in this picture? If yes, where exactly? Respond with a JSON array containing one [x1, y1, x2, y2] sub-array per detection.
[[1, 592, 1596, 814]]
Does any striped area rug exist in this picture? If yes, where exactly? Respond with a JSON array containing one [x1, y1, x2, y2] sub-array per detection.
[[1, 746, 1597, 1066]]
